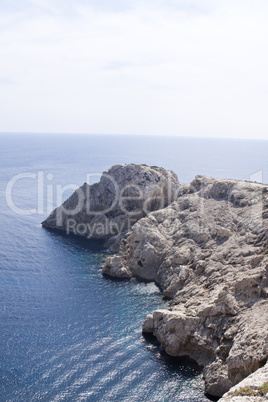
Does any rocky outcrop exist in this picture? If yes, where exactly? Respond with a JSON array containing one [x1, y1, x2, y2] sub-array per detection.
[[42, 164, 180, 239], [43, 166, 268, 398], [219, 361, 268, 401], [102, 175, 268, 397]]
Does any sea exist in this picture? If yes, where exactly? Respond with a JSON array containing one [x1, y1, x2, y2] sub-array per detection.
[[0, 134, 267, 402]]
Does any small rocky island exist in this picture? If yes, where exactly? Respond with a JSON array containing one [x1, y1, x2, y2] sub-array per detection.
[[42, 164, 268, 399]]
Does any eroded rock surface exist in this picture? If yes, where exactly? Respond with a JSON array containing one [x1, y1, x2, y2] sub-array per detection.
[[219, 361, 268, 401], [43, 166, 268, 398], [42, 164, 180, 239], [103, 175, 268, 397]]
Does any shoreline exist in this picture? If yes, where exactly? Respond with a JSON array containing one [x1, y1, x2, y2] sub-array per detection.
[[42, 164, 268, 399]]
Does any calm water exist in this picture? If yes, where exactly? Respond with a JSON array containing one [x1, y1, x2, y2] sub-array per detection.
[[0, 134, 268, 401]]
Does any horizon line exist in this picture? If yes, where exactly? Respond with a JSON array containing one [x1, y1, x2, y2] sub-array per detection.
[[0, 131, 267, 141]]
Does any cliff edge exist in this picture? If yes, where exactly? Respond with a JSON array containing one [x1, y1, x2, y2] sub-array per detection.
[[42, 164, 180, 241], [219, 361, 268, 401]]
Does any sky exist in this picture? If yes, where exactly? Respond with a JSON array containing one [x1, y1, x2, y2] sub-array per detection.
[[0, 0, 268, 139]]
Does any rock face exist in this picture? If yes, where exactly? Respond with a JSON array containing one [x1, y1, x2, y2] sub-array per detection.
[[42, 164, 180, 239], [43, 166, 268, 398], [219, 361, 268, 401], [103, 175, 268, 397]]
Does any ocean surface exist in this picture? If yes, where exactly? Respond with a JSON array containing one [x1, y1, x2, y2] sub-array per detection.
[[0, 134, 267, 402]]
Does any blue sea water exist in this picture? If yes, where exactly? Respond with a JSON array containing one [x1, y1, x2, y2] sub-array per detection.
[[0, 134, 267, 402]]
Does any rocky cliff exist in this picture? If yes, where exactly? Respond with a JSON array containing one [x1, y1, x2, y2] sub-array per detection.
[[42, 164, 180, 239], [219, 361, 268, 401], [42, 165, 268, 398], [103, 174, 268, 397]]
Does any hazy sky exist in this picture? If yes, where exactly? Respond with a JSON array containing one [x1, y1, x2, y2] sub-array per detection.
[[0, 0, 268, 139]]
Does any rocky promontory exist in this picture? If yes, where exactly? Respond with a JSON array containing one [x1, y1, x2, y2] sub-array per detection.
[[42, 165, 268, 398], [42, 164, 180, 240]]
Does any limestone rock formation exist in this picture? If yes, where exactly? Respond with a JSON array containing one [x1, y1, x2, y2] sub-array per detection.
[[42, 164, 180, 239], [103, 175, 268, 397], [219, 361, 268, 401], [43, 166, 268, 398]]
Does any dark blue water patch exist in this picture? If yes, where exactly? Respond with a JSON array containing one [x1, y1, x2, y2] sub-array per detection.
[[0, 227, 209, 401]]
